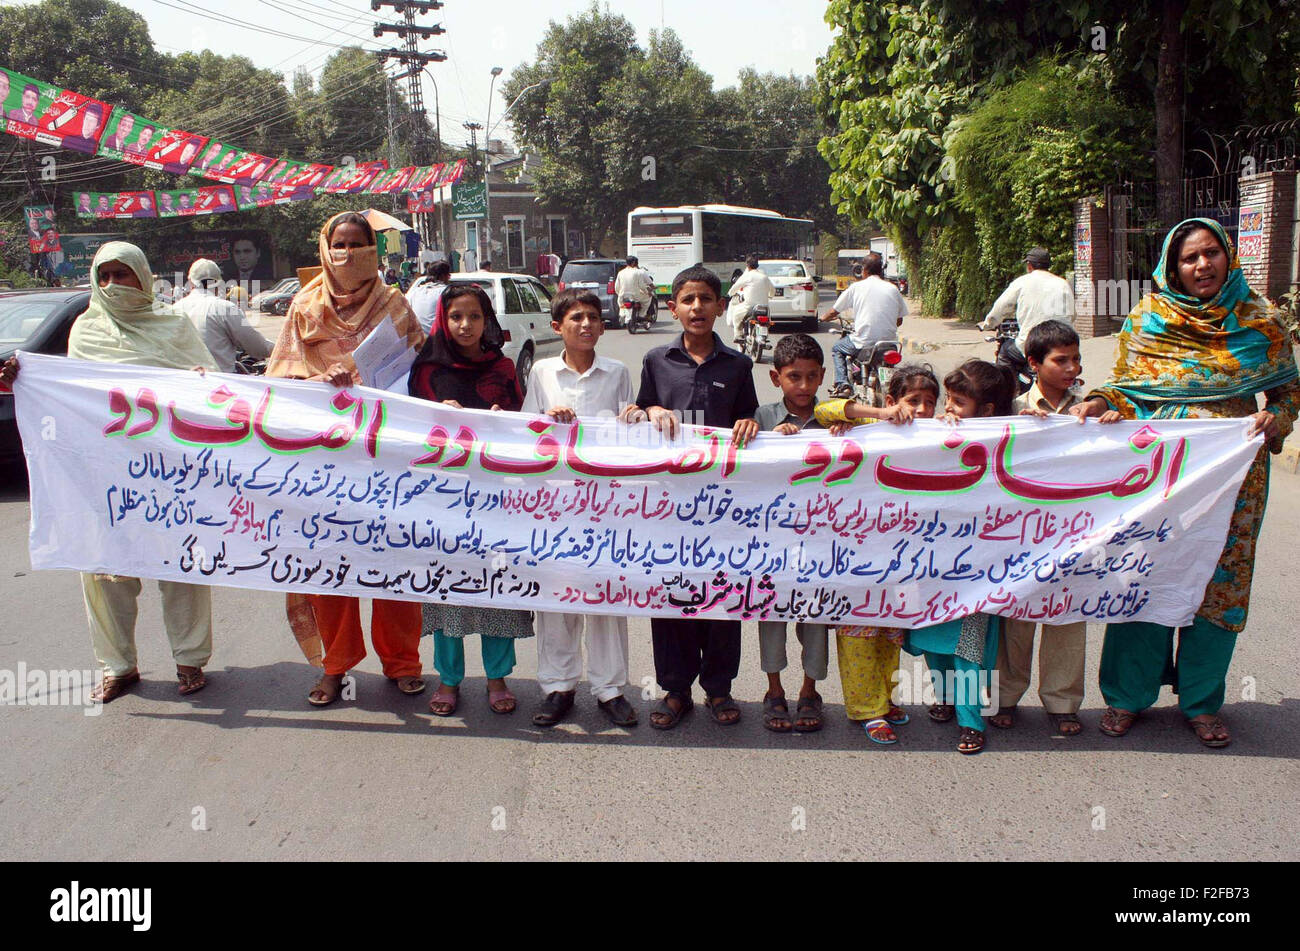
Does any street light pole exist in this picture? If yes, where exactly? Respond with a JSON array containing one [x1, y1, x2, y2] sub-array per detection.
[[483, 66, 503, 268]]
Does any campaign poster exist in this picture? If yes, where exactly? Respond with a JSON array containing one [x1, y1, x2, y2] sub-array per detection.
[[264, 158, 333, 190], [319, 160, 388, 194], [235, 183, 278, 210], [23, 205, 61, 253], [270, 186, 316, 204], [141, 127, 210, 175], [368, 166, 416, 194], [97, 108, 162, 163], [141, 229, 274, 284], [190, 143, 273, 184], [439, 158, 467, 186], [76, 191, 157, 219], [156, 185, 236, 218], [0, 66, 112, 155]]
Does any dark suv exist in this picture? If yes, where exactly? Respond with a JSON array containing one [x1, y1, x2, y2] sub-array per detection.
[[557, 258, 624, 327]]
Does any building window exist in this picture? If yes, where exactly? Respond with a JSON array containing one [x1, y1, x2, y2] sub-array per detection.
[[548, 217, 566, 257]]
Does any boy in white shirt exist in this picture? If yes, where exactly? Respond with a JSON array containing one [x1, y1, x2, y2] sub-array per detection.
[[522, 288, 639, 727]]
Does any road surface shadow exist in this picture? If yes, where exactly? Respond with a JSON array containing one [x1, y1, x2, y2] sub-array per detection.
[[122, 661, 1300, 758]]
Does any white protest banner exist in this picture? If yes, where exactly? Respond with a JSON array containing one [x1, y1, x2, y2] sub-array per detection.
[[14, 353, 1261, 630]]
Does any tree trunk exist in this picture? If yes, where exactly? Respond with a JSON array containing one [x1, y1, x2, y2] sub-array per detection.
[[1154, 0, 1186, 229]]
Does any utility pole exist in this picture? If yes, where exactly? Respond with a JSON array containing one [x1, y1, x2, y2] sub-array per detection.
[[374, 0, 447, 246]]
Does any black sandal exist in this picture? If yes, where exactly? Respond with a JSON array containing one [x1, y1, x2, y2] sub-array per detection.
[[762, 693, 792, 732], [794, 692, 824, 733], [705, 694, 741, 726], [958, 727, 985, 755], [649, 692, 694, 730]]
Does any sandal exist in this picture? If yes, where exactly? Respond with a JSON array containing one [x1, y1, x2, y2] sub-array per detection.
[[308, 673, 345, 707], [863, 718, 898, 745], [176, 665, 206, 696], [1099, 706, 1138, 737], [390, 675, 426, 695], [705, 694, 741, 726], [1050, 712, 1083, 736], [884, 705, 910, 725], [958, 727, 985, 754], [928, 703, 955, 723], [649, 692, 694, 730], [989, 706, 1016, 729], [794, 692, 824, 733], [487, 685, 517, 715], [762, 693, 793, 732], [428, 683, 459, 717], [91, 669, 140, 703], [1187, 714, 1230, 748]]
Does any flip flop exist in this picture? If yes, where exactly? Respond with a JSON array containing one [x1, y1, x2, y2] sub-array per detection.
[[1099, 706, 1138, 737], [928, 703, 955, 723], [91, 669, 140, 704], [863, 718, 898, 745], [884, 705, 910, 725], [308, 673, 345, 707], [1050, 712, 1083, 736]]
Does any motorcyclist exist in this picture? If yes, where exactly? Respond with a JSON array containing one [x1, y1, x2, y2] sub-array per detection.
[[726, 255, 774, 345], [614, 255, 655, 324], [822, 251, 906, 397], [979, 247, 1076, 364]]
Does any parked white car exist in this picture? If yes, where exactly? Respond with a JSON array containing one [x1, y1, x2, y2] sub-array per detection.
[[449, 272, 562, 394], [758, 259, 819, 331]]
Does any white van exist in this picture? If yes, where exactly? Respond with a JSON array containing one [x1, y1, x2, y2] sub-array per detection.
[[448, 272, 562, 395]]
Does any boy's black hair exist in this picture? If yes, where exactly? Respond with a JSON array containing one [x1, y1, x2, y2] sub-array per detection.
[[943, 359, 1016, 416], [745, 255, 759, 270], [430, 260, 451, 282], [550, 287, 603, 323], [671, 264, 722, 300], [772, 333, 823, 369], [1024, 320, 1080, 364], [626, 255, 638, 267], [888, 363, 939, 401]]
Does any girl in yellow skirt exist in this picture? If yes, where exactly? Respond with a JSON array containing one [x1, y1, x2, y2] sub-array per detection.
[[815, 365, 940, 743]]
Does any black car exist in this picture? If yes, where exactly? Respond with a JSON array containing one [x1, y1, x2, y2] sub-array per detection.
[[257, 278, 300, 316], [557, 258, 624, 327], [0, 288, 92, 466]]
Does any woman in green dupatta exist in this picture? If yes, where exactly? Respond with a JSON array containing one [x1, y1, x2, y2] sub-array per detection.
[[1070, 218, 1299, 747], [2, 242, 219, 703]]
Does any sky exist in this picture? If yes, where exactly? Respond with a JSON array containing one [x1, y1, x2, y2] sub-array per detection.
[[100, 0, 836, 151]]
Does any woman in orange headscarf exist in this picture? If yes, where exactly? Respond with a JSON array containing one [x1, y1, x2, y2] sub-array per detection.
[[267, 211, 428, 706]]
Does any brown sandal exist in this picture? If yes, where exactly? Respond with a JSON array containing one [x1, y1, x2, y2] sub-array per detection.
[[989, 706, 1015, 729], [1050, 713, 1083, 736], [308, 673, 345, 707], [958, 727, 985, 754], [1187, 715, 1230, 748], [1099, 706, 1138, 737], [176, 665, 206, 696], [928, 703, 955, 723], [91, 669, 140, 703], [390, 675, 426, 695]]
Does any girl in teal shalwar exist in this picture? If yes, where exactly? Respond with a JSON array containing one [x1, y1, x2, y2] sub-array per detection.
[[904, 359, 1018, 754]]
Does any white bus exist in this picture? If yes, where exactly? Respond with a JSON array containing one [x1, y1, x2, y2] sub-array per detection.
[[627, 204, 815, 296]]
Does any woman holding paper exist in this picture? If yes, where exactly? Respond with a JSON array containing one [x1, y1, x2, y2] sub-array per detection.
[[2, 242, 218, 702], [266, 211, 428, 706], [1070, 218, 1299, 747]]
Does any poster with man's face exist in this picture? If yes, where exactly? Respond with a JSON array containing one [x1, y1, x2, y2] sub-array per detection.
[[219, 233, 274, 282], [156, 185, 235, 218], [319, 160, 387, 194], [24, 204, 61, 253], [236, 184, 277, 211], [140, 128, 209, 175], [0, 67, 112, 155], [190, 143, 272, 184]]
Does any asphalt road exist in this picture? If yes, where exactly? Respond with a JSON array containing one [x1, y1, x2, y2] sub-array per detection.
[[1, 295, 1297, 861]]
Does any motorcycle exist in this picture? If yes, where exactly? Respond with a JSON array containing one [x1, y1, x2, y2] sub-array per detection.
[[621, 295, 657, 334], [985, 318, 1034, 395], [736, 305, 772, 365], [833, 330, 901, 407], [233, 350, 267, 375]]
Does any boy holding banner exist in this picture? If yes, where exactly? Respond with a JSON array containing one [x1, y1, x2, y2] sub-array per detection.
[[630, 265, 760, 729], [524, 289, 639, 728]]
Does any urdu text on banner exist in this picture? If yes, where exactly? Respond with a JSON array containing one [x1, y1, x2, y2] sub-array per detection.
[[13, 353, 1261, 630]]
